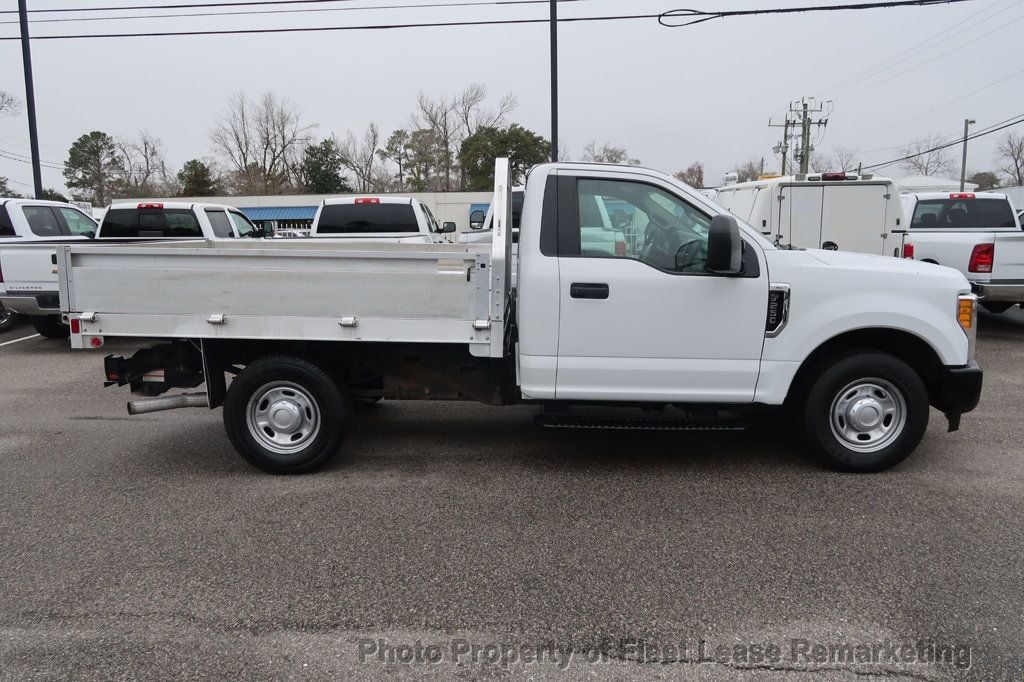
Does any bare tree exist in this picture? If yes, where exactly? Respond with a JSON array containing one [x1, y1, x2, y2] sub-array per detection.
[[0, 91, 20, 117], [115, 131, 168, 197], [209, 91, 315, 194], [453, 84, 517, 138], [581, 141, 640, 166], [831, 145, 860, 172], [674, 162, 704, 188], [733, 159, 762, 182], [900, 134, 955, 177], [338, 124, 381, 193], [997, 132, 1024, 187]]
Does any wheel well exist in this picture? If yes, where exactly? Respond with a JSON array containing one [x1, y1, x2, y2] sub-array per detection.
[[785, 328, 945, 406]]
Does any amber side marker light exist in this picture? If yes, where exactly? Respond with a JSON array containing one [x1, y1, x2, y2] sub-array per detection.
[[958, 298, 975, 330]]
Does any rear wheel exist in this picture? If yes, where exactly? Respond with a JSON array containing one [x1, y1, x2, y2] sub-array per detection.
[[802, 352, 929, 473], [223, 356, 351, 474], [30, 315, 69, 339], [0, 306, 17, 333]]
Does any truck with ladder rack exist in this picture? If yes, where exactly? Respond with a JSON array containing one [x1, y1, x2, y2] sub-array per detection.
[[57, 159, 982, 474]]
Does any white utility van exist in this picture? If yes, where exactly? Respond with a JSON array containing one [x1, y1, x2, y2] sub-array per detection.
[[713, 173, 905, 256]]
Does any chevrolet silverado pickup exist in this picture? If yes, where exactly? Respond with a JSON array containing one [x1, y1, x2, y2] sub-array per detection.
[[58, 160, 982, 474]]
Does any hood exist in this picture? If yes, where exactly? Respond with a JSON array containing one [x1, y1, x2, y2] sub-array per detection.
[[765, 247, 971, 293]]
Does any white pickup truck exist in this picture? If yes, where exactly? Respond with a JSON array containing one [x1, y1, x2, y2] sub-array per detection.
[[902, 192, 1024, 313], [0, 198, 97, 336], [58, 159, 982, 474], [310, 196, 455, 242], [0, 201, 260, 337]]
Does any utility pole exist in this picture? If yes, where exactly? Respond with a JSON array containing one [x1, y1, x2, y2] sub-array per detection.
[[549, 0, 558, 162], [959, 118, 975, 192], [769, 117, 791, 175], [790, 98, 828, 175], [18, 0, 43, 199]]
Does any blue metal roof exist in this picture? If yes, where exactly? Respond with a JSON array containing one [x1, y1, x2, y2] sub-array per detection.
[[239, 206, 317, 221]]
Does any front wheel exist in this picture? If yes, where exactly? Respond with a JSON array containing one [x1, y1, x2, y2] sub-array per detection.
[[30, 315, 70, 339], [223, 356, 352, 474], [802, 352, 929, 473]]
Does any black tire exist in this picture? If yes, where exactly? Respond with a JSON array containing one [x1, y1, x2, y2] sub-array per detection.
[[0, 305, 18, 333], [223, 356, 352, 474], [30, 315, 70, 339], [802, 351, 929, 473], [981, 301, 1014, 314]]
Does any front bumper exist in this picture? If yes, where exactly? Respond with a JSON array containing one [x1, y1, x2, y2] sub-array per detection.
[[0, 293, 60, 316], [971, 281, 1024, 302], [931, 360, 983, 431]]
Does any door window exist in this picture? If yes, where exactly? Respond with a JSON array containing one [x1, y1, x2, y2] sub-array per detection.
[[205, 209, 234, 238], [228, 210, 257, 237], [576, 179, 712, 273], [56, 207, 97, 237], [22, 206, 63, 237]]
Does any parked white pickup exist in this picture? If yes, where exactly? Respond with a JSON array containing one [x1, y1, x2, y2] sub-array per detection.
[[59, 159, 982, 475], [902, 192, 1024, 313], [0, 198, 97, 336]]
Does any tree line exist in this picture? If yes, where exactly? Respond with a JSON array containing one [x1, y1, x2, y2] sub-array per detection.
[[54, 86, 641, 204]]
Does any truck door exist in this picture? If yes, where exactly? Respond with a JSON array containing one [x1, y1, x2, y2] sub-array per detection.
[[553, 172, 769, 402], [783, 185, 824, 249], [820, 184, 890, 255]]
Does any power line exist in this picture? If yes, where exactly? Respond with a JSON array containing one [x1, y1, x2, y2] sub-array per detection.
[[0, 146, 63, 169], [830, 11, 1024, 99], [0, 12, 664, 39], [0, 0, 606, 25], [0, 0, 391, 14], [815, 0, 1019, 95], [658, 0, 978, 27], [847, 68, 1024, 147], [860, 116, 1024, 170]]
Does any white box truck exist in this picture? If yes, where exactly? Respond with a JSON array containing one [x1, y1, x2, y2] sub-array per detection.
[[713, 173, 905, 256]]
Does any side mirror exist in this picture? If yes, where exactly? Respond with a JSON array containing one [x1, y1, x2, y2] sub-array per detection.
[[706, 214, 743, 275], [469, 210, 485, 230], [441, 221, 457, 234]]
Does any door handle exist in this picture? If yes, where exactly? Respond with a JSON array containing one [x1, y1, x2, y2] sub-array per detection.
[[570, 282, 609, 299]]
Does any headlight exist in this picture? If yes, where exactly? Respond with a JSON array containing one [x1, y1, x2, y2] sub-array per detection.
[[957, 294, 977, 360]]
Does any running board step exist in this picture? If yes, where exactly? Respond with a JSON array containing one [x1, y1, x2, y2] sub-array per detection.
[[535, 415, 747, 431]]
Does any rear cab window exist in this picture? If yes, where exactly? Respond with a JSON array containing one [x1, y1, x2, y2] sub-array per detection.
[[317, 202, 419, 234], [101, 208, 202, 238], [910, 197, 1018, 229], [0, 204, 16, 237], [204, 209, 234, 238]]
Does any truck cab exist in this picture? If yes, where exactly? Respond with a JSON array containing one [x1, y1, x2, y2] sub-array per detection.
[[310, 196, 455, 243], [98, 202, 259, 240]]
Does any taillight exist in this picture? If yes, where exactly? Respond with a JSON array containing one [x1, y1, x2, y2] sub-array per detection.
[[949, 193, 975, 200], [615, 240, 627, 257], [70, 318, 81, 334], [903, 243, 915, 259], [137, 202, 164, 209], [968, 243, 994, 273], [354, 198, 380, 205]]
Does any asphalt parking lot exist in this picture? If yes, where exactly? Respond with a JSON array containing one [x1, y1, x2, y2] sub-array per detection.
[[0, 311, 1022, 680]]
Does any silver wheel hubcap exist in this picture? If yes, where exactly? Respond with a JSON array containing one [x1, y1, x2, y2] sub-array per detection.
[[829, 378, 906, 453], [246, 381, 321, 455]]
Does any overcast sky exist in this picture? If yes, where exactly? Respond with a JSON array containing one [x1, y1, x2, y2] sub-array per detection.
[[0, 0, 1020, 197]]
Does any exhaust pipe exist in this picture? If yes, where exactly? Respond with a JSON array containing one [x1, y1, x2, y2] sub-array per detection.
[[127, 392, 209, 415]]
